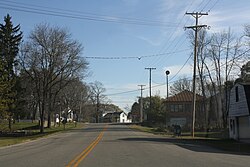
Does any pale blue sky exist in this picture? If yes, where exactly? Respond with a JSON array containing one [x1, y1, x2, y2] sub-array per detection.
[[1, 0, 250, 111]]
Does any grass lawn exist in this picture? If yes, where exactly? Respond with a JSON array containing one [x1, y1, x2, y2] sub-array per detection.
[[129, 125, 250, 154], [0, 121, 85, 147], [0, 120, 38, 132]]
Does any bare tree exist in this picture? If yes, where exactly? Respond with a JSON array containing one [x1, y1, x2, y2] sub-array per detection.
[[58, 78, 88, 122], [188, 27, 246, 128], [170, 76, 192, 95], [19, 23, 88, 132], [89, 81, 106, 123], [206, 29, 243, 127]]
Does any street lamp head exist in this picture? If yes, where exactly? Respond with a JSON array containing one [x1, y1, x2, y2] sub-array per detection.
[[165, 70, 170, 76]]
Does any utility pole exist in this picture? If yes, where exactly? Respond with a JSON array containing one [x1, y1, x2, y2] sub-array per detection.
[[79, 92, 82, 122], [165, 70, 170, 128], [185, 12, 208, 138], [145, 67, 156, 118], [138, 84, 146, 123], [165, 70, 170, 99]]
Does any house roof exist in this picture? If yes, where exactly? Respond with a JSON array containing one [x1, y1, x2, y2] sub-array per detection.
[[103, 111, 126, 118], [103, 113, 113, 118], [241, 83, 250, 113], [165, 90, 204, 102], [229, 83, 250, 116]]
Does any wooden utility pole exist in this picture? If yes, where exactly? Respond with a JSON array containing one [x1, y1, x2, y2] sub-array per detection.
[[185, 12, 208, 138], [138, 84, 146, 123], [145, 67, 156, 117]]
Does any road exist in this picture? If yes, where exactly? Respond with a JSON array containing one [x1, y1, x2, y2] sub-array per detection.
[[0, 123, 249, 167]]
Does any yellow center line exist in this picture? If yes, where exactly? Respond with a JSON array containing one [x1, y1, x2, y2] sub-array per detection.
[[66, 126, 107, 167]]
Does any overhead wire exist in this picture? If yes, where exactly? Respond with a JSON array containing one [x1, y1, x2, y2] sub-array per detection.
[[196, 0, 208, 11], [150, 0, 215, 76], [108, 43, 245, 98], [169, 54, 193, 82], [0, 1, 178, 27], [134, 1, 197, 85], [148, 0, 196, 68], [3, 0, 177, 25], [140, 0, 199, 93], [136, 0, 221, 99], [151, 46, 250, 92], [208, 0, 220, 12], [200, 0, 211, 12], [84, 48, 191, 60], [2, 0, 223, 104], [106, 53, 193, 97], [132, 0, 209, 99]]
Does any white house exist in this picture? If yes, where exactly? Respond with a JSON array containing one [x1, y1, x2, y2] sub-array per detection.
[[60, 108, 74, 122], [103, 111, 131, 123], [229, 83, 250, 141], [119, 111, 131, 123]]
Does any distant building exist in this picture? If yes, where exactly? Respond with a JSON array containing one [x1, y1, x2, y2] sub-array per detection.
[[165, 90, 205, 129], [229, 83, 250, 141], [61, 108, 74, 122], [103, 111, 131, 123]]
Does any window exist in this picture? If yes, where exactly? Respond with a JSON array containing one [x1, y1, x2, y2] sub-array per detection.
[[235, 86, 239, 102], [170, 105, 175, 112], [178, 104, 183, 112], [185, 104, 191, 112], [170, 104, 184, 112]]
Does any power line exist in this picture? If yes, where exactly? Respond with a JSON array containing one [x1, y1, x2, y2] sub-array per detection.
[[105, 48, 249, 98], [196, 0, 208, 11], [0, 1, 178, 27], [200, 0, 212, 12], [208, 0, 220, 12], [105, 89, 139, 96], [150, 0, 215, 68], [84, 49, 191, 60], [169, 54, 193, 81], [4, 0, 178, 26], [147, 0, 197, 69]]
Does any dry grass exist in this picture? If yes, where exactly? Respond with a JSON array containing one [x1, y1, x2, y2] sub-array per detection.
[[0, 121, 84, 147]]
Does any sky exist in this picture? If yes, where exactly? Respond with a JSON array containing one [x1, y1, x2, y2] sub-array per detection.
[[1, 0, 250, 111]]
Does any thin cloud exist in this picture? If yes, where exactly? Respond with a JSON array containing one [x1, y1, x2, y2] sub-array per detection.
[[136, 36, 163, 46], [164, 64, 193, 79], [201, 8, 250, 33]]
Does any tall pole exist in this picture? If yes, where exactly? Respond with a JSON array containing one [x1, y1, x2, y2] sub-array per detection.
[[79, 92, 82, 122], [165, 70, 170, 127], [145, 67, 156, 116], [138, 84, 146, 123], [165, 70, 170, 99], [185, 12, 208, 138]]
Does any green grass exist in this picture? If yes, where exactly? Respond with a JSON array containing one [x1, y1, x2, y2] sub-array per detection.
[[129, 125, 250, 154], [0, 120, 39, 132], [130, 125, 228, 138], [0, 122, 85, 147]]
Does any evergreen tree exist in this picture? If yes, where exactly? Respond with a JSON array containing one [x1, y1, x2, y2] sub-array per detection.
[[0, 14, 22, 130]]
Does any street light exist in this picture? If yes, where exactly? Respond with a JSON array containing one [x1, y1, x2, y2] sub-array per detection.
[[165, 70, 170, 128], [165, 70, 170, 99]]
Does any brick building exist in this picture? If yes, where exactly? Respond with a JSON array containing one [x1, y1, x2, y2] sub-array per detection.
[[165, 90, 205, 129]]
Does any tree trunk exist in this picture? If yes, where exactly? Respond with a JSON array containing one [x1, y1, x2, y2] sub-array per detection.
[[40, 105, 44, 133], [8, 116, 12, 132], [47, 92, 52, 128]]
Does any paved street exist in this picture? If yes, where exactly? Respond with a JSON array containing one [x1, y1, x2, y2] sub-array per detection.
[[0, 123, 250, 167]]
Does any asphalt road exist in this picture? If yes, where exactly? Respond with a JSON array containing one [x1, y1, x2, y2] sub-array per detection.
[[0, 123, 249, 167]]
